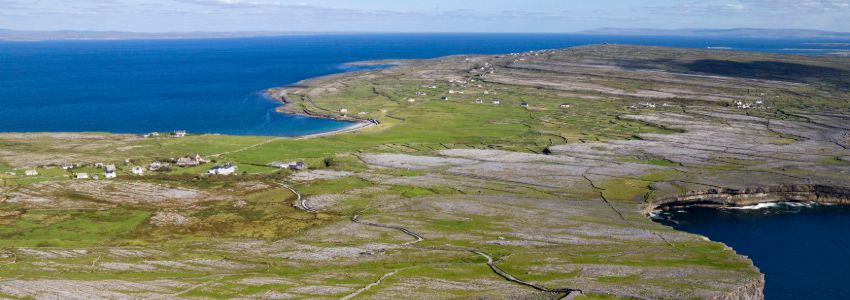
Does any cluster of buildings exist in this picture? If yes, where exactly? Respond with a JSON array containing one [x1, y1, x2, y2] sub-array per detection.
[[175, 154, 208, 167], [734, 100, 764, 109], [470, 62, 495, 76], [14, 153, 310, 180], [629, 102, 678, 110], [73, 164, 139, 180], [142, 130, 187, 138]]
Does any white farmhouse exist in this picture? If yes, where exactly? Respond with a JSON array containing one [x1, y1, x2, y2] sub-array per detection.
[[24, 169, 38, 176], [208, 164, 237, 175], [104, 164, 117, 179], [131, 166, 144, 176]]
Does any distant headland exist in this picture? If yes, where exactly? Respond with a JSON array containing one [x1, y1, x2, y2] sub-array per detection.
[[578, 28, 850, 39], [3, 27, 850, 42]]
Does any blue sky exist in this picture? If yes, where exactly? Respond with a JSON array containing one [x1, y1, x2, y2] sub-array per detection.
[[0, 0, 848, 32]]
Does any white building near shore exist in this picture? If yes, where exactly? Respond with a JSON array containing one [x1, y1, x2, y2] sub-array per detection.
[[131, 166, 144, 176], [208, 164, 237, 175]]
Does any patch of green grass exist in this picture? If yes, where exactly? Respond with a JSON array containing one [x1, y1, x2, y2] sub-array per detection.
[[596, 274, 640, 284], [424, 214, 497, 233], [0, 209, 150, 247], [388, 185, 437, 198], [297, 177, 372, 196]]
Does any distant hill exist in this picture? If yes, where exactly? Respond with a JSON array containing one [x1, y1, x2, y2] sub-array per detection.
[[578, 28, 850, 39], [0, 29, 319, 41]]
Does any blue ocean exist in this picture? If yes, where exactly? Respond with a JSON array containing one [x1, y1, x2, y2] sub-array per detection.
[[1, 33, 848, 136], [654, 204, 850, 299], [3, 34, 850, 298]]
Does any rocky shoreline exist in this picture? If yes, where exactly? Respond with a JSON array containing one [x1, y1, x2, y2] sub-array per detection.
[[649, 185, 850, 300], [262, 88, 375, 138], [649, 184, 850, 212]]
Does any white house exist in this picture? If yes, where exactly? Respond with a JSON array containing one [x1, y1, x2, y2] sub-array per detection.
[[149, 161, 162, 171], [339, 108, 348, 114], [208, 164, 237, 175], [104, 164, 117, 179], [75, 173, 89, 180], [131, 166, 144, 176], [474, 99, 483, 104], [492, 100, 500, 105], [266, 161, 287, 169], [560, 103, 572, 109], [407, 98, 416, 103], [24, 169, 38, 176], [173, 130, 187, 138]]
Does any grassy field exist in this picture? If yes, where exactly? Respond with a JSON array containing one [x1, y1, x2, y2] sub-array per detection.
[[1, 45, 848, 298]]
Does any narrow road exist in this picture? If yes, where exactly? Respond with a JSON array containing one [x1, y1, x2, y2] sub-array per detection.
[[209, 137, 286, 158], [338, 269, 402, 300], [352, 213, 424, 246], [283, 184, 582, 298], [278, 182, 315, 213]]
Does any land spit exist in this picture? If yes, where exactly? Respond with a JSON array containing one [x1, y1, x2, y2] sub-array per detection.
[[2, 44, 849, 299]]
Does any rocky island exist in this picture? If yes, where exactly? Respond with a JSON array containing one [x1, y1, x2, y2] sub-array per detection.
[[1, 44, 848, 299]]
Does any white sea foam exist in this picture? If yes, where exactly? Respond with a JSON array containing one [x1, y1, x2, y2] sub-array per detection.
[[648, 210, 663, 219], [725, 201, 819, 210], [785, 201, 816, 208], [725, 202, 780, 210]]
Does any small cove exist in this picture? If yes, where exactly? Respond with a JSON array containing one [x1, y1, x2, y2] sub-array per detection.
[[2, 34, 848, 136], [653, 202, 850, 299]]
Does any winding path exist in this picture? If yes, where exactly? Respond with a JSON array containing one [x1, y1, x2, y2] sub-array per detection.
[[281, 183, 583, 299], [352, 213, 423, 246], [339, 270, 402, 300]]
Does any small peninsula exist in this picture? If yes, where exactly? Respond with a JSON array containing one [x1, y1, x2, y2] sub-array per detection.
[[1, 44, 849, 299]]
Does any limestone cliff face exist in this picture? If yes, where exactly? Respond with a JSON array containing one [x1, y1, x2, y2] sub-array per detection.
[[650, 184, 850, 211], [650, 184, 850, 299], [711, 275, 765, 300]]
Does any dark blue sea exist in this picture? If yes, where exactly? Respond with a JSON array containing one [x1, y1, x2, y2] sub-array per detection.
[[2, 33, 849, 135], [3, 34, 850, 298], [653, 203, 850, 299]]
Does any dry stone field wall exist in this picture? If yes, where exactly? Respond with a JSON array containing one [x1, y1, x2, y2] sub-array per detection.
[[1, 45, 849, 299]]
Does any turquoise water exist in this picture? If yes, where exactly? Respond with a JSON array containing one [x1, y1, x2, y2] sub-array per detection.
[[2, 33, 848, 136]]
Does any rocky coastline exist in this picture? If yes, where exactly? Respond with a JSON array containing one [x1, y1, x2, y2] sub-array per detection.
[[649, 184, 850, 212]]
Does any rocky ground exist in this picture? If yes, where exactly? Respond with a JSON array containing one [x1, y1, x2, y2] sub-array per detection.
[[1, 45, 849, 299]]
